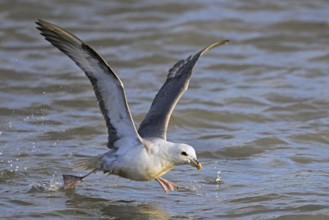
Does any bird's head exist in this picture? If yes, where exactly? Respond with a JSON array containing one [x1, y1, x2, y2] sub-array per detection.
[[171, 143, 202, 170]]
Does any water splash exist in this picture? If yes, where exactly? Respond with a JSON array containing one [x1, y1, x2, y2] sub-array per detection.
[[29, 177, 63, 192], [215, 170, 223, 184]]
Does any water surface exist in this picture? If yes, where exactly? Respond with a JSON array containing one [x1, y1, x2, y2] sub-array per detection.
[[1, 0, 329, 219]]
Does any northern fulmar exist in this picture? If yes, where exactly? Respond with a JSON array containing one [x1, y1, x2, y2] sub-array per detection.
[[36, 19, 229, 193]]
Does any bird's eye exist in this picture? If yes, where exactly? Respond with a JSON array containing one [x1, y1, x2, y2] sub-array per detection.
[[181, 151, 188, 156]]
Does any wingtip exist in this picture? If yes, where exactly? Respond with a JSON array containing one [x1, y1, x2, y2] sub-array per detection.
[[35, 19, 48, 28], [200, 39, 230, 56], [35, 19, 61, 31], [35, 19, 54, 34], [35, 19, 42, 30]]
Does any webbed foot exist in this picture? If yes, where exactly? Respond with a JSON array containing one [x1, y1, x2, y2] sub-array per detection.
[[155, 177, 178, 193], [63, 168, 99, 190]]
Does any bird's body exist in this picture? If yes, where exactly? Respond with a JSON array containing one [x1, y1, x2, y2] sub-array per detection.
[[36, 19, 228, 193], [78, 138, 197, 182], [102, 138, 175, 181]]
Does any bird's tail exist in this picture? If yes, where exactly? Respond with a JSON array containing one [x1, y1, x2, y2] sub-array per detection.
[[72, 156, 102, 171]]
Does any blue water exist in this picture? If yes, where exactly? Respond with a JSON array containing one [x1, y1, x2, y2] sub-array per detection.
[[1, 0, 329, 219]]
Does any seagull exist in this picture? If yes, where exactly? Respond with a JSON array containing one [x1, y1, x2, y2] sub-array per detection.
[[36, 19, 229, 193]]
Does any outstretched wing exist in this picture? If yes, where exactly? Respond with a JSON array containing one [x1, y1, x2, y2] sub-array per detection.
[[36, 19, 141, 148], [138, 40, 229, 140]]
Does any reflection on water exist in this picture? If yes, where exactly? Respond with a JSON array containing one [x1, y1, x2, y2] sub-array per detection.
[[64, 193, 170, 219], [1, 0, 329, 219], [100, 203, 169, 220]]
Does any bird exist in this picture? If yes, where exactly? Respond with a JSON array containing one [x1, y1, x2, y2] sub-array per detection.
[[36, 19, 229, 193]]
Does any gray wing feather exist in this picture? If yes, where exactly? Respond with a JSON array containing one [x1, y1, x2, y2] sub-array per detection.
[[138, 40, 229, 140], [36, 19, 141, 148]]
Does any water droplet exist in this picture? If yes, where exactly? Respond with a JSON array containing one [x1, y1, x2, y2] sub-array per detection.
[[215, 171, 222, 183]]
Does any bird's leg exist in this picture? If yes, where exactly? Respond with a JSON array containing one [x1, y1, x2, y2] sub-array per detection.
[[63, 168, 99, 190], [155, 177, 178, 193]]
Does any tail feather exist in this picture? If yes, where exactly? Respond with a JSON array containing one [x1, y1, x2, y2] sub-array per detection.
[[72, 156, 101, 171]]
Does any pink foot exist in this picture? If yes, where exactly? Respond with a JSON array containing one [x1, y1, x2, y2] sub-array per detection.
[[155, 177, 178, 193]]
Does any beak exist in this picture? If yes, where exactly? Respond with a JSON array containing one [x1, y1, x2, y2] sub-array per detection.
[[190, 158, 202, 170]]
